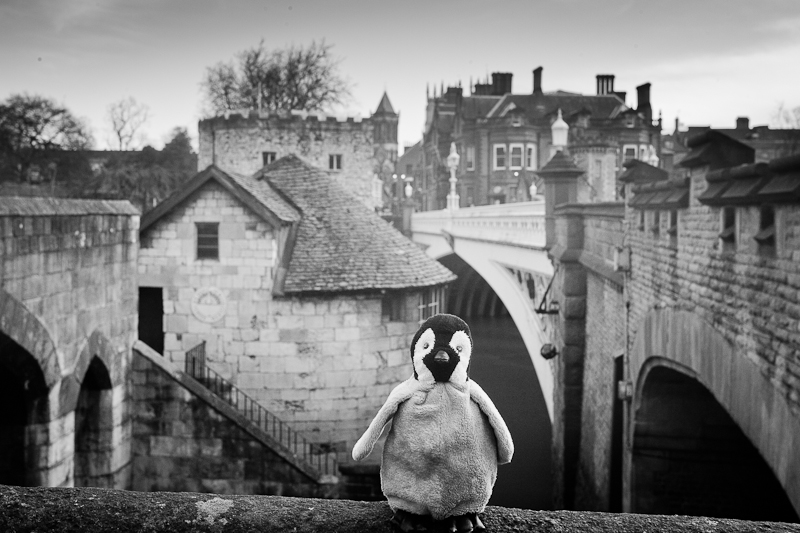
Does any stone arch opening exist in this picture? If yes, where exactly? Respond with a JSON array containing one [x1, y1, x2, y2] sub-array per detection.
[[633, 363, 798, 522], [0, 330, 49, 486], [436, 253, 552, 510], [74, 356, 114, 488]]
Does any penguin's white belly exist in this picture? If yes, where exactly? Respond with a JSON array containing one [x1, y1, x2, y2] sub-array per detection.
[[381, 382, 499, 520]]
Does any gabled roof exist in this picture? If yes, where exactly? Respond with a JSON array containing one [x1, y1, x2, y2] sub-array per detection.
[[140, 165, 299, 233], [255, 155, 456, 294], [375, 92, 396, 115]]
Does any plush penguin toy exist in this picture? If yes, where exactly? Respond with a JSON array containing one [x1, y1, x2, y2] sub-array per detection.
[[352, 313, 513, 533]]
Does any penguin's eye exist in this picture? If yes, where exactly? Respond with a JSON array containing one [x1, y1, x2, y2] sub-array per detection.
[[455, 345, 463, 353], [423, 342, 429, 349]]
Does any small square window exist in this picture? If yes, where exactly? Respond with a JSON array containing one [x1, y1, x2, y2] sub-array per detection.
[[509, 144, 524, 169], [196, 222, 219, 260], [719, 207, 736, 253], [493, 144, 506, 170], [623, 145, 637, 163], [262, 151, 277, 166], [329, 154, 343, 170]]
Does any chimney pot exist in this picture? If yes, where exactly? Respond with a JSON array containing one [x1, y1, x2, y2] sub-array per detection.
[[736, 117, 750, 130], [533, 67, 543, 94], [596, 74, 615, 95]]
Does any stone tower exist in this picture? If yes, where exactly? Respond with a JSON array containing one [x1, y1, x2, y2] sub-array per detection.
[[372, 93, 399, 183]]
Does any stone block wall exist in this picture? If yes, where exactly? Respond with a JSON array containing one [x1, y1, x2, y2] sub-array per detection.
[[625, 166, 800, 416], [130, 352, 329, 496], [138, 182, 421, 465], [0, 201, 139, 488], [198, 113, 380, 210]]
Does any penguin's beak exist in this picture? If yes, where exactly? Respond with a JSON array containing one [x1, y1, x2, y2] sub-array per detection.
[[434, 350, 449, 363]]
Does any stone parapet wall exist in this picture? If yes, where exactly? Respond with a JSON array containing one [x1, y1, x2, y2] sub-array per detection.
[[4, 485, 800, 533]]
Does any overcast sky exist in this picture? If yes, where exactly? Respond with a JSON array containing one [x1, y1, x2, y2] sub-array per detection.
[[1, 0, 799, 153]]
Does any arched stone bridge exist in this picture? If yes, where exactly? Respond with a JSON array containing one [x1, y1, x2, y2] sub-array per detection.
[[410, 200, 555, 420]]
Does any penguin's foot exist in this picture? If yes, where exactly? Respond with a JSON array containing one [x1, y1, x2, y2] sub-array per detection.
[[444, 513, 486, 533], [389, 509, 432, 532]]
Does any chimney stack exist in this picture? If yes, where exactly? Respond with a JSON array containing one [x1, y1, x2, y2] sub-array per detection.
[[491, 72, 513, 96], [533, 67, 543, 94], [636, 83, 652, 124], [736, 117, 750, 130], [596, 74, 615, 95]]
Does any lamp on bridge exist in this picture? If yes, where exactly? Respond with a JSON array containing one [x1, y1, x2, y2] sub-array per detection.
[[446, 142, 460, 212]]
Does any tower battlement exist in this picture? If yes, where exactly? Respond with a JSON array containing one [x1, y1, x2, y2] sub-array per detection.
[[198, 109, 370, 133]]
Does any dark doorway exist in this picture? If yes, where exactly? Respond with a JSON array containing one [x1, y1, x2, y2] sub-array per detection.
[[74, 357, 114, 487], [609, 355, 624, 512], [0, 331, 48, 486], [633, 365, 798, 522], [439, 254, 553, 510], [138, 287, 164, 354]]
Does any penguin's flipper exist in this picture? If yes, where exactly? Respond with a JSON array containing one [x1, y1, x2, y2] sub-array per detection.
[[469, 380, 514, 464], [352, 378, 421, 461]]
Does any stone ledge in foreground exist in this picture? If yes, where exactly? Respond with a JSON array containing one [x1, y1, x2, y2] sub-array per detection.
[[2, 485, 799, 532]]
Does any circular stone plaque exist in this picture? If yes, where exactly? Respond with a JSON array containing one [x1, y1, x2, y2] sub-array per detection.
[[191, 287, 228, 323]]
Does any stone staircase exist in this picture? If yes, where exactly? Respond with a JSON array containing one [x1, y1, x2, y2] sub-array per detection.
[[133, 340, 338, 485]]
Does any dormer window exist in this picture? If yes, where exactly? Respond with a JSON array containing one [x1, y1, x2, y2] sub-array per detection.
[[262, 151, 277, 166], [511, 115, 522, 127], [755, 205, 776, 257]]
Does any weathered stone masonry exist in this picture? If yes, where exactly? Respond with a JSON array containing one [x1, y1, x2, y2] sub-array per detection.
[[0, 198, 139, 489], [544, 139, 800, 520]]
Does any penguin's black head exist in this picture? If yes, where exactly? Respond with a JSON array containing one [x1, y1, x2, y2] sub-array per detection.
[[410, 313, 472, 385]]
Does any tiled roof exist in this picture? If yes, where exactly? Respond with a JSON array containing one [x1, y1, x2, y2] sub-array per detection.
[[257, 155, 456, 294], [487, 92, 626, 122], [0, 197, 139, 216], [226, 169, 301, 223]]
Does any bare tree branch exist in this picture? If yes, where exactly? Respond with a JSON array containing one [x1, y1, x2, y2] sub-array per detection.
[[107, 97, 150, 150], [201, 40, 351, 115]]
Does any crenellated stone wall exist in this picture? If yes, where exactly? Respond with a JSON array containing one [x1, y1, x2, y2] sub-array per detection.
[[198, 112, 381, 210]]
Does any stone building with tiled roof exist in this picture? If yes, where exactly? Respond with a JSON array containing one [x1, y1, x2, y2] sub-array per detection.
[[137, 155, 454, 466], [420, 68, 661, 209]]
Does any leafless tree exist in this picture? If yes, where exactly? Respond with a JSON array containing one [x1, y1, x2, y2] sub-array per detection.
[[201, 40, 351, 115], [772, 103, 800, 157], [107, 97, 150, 150]]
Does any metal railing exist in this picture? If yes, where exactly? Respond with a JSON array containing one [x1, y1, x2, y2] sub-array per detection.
[[184, 342, 337, 479]]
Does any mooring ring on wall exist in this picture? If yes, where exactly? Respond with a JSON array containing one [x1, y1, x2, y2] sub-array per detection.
[[191, 287, 228, 323]]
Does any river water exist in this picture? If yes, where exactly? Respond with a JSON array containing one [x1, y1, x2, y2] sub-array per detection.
[[468, 316, 553, 510]]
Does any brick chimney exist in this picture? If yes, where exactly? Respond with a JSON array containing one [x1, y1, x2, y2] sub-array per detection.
[[636, 83, 652, 124], [491, 73, 513, 96], [596, 74, 615, 95], [533, 67, 543, 94], [736, 117, 750, 130]]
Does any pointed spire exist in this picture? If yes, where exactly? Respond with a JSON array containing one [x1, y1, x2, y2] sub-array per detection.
[[376, 92, 395, 114]]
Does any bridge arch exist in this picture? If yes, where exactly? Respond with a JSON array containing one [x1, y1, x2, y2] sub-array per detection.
[[628, 307, 800, 519], [416, 232, 554, 420]]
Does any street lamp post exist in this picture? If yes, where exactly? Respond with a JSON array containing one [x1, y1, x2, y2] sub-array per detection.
[[446, 142, 460, 212]]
